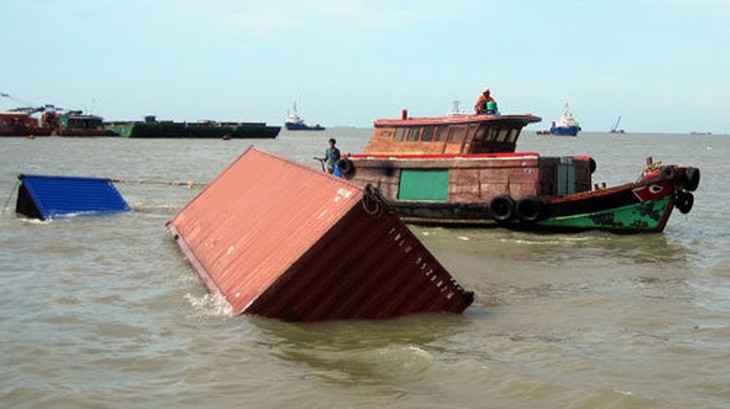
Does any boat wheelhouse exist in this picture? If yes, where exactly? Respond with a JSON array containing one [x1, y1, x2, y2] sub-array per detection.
[[363, 110, 540, 155]]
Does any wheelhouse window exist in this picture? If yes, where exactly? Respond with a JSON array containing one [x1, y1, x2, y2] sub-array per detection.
[[421, 126, 436, 142], [379, 129, 394, 139], [394, 127, 407, 141], [467, 124, 480, 140], [475, 125, 488, 141], [434, 126, 448, 142], [495, 128, 511, 142], [506, 129, 520, 143], [447, 126, 467, 143], [406, 127, 421, 141]]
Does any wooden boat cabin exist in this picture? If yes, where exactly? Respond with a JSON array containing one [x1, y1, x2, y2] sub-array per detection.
[[363, 110, 541, 155]]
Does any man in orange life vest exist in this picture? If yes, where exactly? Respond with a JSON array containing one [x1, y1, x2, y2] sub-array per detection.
[[474, 87, 498, 114]]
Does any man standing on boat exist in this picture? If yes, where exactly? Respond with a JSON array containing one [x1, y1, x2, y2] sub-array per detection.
[[474, 87, 498, 114], [324, 138, 341, 174]]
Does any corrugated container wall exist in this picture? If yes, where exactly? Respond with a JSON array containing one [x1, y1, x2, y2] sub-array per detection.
[[16, 174, 130, 220], [167, 148, 473, 322]]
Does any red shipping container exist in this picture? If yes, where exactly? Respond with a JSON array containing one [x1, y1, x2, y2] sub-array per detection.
[[167, 147, 473, 321]]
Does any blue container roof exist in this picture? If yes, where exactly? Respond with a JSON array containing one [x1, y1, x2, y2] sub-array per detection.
[[18, 174, 130, 220]]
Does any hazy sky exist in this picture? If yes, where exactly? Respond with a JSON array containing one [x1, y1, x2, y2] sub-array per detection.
[[1, 0, 728, 133]]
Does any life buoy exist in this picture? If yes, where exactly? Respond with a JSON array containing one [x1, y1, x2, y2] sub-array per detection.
[[337, 158, 355, 177], [490, 195, 515, 223], [661, 165, 678, 181], [675, 191, 694, 214], [515, 196, 543, 223], [683, 167, 700, 192]]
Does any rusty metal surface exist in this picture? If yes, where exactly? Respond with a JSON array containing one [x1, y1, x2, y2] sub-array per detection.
[[167, 147, 473, 321]]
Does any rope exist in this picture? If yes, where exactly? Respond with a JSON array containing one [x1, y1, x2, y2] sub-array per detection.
[[362, 184, 386, 219], [1, 179, 20, 213], [110, 178, 206, 189]]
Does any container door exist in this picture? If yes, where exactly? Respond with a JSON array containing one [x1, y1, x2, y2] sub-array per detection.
[[398, 169, 449, 201]]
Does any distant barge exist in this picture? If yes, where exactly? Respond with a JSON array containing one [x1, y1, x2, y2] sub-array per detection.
[[104, 116, 281, 139]]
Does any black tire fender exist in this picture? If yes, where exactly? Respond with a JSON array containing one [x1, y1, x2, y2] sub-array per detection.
[[490, 195, 515, 223], [588, 157, 597, 174], [661, 165, 678, 181], [683, 167, 700, 192], [515, 196, 544, 223], [675, 191, 694, 214], [337, 158, 355, 177]]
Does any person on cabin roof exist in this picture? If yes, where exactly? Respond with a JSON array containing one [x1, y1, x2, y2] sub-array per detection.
[[474, 87, 498, 115], [323, 138, 341, 174]]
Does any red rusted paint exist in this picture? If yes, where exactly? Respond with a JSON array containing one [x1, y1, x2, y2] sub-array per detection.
[[167, 147, 473, 321]]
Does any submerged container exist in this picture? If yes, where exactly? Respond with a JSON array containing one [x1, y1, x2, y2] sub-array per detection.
[[167, 147, 473, 322], [16, 174, 130, 220]]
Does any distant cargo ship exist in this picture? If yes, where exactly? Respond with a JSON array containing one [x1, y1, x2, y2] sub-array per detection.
[[284, 103, 325, 131], [104, 116, 281, 139]]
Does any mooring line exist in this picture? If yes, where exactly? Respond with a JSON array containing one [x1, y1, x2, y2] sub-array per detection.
[[1, 180, 20, 213], [110, 178, 208, 189]]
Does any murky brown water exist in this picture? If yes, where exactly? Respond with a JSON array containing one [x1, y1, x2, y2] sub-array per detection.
[[1, 130, 728, 408]]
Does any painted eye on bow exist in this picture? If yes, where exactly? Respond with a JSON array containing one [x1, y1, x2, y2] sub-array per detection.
[[649, 184, 663, 194]]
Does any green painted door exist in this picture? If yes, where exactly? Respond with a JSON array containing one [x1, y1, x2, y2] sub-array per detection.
[[398, 169, 449, 201], [557, 157, 576, 196]]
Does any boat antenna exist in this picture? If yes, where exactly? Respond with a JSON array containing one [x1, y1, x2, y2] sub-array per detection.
[[447, 100, 465, 116]]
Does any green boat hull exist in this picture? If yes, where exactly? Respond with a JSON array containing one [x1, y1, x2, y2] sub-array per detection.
[[537, 195, 673, 232]]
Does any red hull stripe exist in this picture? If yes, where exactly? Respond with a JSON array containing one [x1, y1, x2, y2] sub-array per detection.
[[374, 114, 541, 127], [349, 152, 540, 160]]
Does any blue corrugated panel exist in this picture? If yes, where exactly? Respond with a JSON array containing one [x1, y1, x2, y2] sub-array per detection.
[[17, 174, 130, 220]]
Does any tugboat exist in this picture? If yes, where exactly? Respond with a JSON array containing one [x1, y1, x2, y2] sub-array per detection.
[[284, 103, 325, 131], [537, 102, 581, 136], [334, 107, 699, 233]]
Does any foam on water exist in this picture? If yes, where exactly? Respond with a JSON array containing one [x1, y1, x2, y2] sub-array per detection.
[[185, 292, 235, 318]]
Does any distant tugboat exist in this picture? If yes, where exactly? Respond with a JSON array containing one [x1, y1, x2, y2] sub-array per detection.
[[284, 103, 325, 131], [537, 102, 581, 136]]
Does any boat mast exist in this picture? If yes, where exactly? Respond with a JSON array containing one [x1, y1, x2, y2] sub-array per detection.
[[611, 115, 622, 132]]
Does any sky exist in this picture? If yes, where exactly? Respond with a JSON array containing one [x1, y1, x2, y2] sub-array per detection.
[[1, 0, 729, 133]]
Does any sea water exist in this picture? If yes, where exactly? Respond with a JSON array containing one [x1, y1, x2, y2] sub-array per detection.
[[0, 131, 728, 408]]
